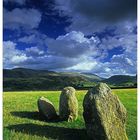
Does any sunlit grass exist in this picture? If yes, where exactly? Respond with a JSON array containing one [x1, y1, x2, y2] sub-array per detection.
[[3, 89, 137, 140]]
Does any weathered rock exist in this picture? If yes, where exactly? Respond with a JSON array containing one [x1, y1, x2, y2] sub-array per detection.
[[59, 87, 78, 122], [38, 96, 57, 120], [83, 83, 128, 140]]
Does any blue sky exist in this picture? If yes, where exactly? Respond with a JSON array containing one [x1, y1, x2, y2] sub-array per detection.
[[3, 0, 137, 77]]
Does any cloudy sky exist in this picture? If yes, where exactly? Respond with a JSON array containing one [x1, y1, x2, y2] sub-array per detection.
[[3, 0, 137, 77]]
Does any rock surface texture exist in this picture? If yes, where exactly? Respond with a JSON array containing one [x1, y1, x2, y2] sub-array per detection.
[[38, 96, 57, 120], [59, 87, 78, 122], [83, 83, 128, 140]]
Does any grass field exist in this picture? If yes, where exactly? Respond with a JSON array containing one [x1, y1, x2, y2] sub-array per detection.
[[3, 89, 137, 140]]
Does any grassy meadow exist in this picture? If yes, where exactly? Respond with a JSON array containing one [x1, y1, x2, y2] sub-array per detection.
[[3, 89, 137, 140]]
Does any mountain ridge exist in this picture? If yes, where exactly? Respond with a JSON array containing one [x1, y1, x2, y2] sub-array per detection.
[[3, 68, 137, 91]]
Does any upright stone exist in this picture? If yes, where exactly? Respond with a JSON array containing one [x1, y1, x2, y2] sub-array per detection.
[[38, 96, 57, 121], [59, 87, 78, 122], [83, 83, 128, 140]]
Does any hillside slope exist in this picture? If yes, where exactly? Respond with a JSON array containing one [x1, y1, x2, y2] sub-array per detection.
[[59, 72, 103, 82], [102, 75, 137, 86], [4, 68, 100, 91], [3, 68, 137, 90]]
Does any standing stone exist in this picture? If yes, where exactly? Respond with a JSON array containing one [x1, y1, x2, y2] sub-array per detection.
[[83, 83, 128, 140], [59, 87, 78, 122], [38, 96, 57, 121]]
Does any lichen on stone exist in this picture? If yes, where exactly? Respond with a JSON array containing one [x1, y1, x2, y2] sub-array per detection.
[[59, 86, 78, 122], [83, 83, 128, 140], [38, 96, 58, 121]]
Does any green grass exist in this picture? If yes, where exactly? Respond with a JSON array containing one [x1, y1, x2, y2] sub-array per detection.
[[3, 89, 137, 140]]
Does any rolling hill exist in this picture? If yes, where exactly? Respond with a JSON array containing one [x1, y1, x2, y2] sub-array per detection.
[[3, 68, 137, 91], [3, 68, 102, 91], [59, 72, 104, 82], [103, 75, 137, 86], [3, 68, 57, 78]]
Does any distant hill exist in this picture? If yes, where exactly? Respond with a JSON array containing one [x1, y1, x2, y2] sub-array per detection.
[[4, 68, 57, 78], [4, 68, 102, 81], [102, 75, 137, 86], [80, 72, 104, 81], [3, 68, 102, 91], [58, 72, 103, 82], [3, 68, 137, 91]]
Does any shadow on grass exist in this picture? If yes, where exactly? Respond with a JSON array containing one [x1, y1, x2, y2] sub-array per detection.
[[7, 123, 89, 140], [10, 111, 62, 123]]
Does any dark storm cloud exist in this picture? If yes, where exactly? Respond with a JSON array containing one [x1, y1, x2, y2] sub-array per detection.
[[56, 0, 137, 21]]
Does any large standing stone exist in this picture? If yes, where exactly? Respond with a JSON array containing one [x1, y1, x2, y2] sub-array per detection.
[[38, 96, 57, 121], [59, 87, 78, 122], [83, 83, 128, 140]]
